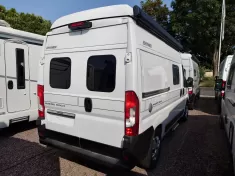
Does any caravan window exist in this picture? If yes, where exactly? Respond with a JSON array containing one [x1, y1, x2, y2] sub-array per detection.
[[87, 55, 116, 92], [194, 69, 197, 77], [50, 58, 71, 89], [16, 48, 25, 89], [172, 64, 180, 85]]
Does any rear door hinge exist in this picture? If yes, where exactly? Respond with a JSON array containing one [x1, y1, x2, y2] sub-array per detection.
[[125, 52, 132, 63]]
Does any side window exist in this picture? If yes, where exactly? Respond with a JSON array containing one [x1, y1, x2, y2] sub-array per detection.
[[16, 48, 25, 89], [182, 67, 186, 87], [227, 66, 235, 89], [50, 57, 71, 89], [194, 69, 197, 77], [172, 64, 180, 85], [87, 55, 116, 92]]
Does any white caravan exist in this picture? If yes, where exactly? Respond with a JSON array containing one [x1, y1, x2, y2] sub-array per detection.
[[0, 21, 44, 128], [181, 53, 200, 109], [37, 5, 190, 170], [215, 55, 233, 102], [219, 53, 235, 172]]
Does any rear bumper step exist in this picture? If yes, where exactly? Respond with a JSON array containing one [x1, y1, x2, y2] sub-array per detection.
[[10, 116, 29, 124], [40, 138, 124, 167]]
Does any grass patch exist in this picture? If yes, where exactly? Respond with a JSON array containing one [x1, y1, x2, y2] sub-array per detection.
[[200, 77, 214, 87]]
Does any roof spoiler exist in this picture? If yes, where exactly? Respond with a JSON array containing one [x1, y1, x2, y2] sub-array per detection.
[[133, 6, 184, 52]]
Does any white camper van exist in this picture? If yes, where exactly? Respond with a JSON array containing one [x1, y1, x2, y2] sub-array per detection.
[[215, 55, 233, 101], [219, 53, 235, 171], [37, 5, 190, 169], [0, 21, 44, 128], [181, 53, 200, 109]]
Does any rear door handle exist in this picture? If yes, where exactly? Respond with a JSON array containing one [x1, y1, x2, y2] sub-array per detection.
[[84, 98, 92, 112], [8, 80, 13, 89]]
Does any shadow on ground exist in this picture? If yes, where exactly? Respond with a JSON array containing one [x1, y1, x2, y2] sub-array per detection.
[[0, 123, 60, 176], [194, 97, 219, 115]]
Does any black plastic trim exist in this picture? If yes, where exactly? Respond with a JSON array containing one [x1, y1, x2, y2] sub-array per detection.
[[165, 110, 184, 132], [122, 126, 154, 161], [142, 87, 170, 99], [47, 110, 75, 119]]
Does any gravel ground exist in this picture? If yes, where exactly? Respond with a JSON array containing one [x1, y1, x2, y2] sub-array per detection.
[[0, 97, 233, 176]]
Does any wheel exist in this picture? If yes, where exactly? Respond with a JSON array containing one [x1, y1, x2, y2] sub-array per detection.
[[181, 106, 189, 122], [140, 129, 161, 169], [219, 115, 224, 129]]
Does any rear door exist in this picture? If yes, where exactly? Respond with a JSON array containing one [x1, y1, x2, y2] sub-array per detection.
[[5, 42, 30, 112], [44, 49, 126, 147]]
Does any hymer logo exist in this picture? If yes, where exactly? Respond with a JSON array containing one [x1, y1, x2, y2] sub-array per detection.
[[143, 41, 152, 48]]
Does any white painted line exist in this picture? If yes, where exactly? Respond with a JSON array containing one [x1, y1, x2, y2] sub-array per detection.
[[200, 95, 215, 98]]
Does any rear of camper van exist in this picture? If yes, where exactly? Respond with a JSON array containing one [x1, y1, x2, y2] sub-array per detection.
[[37, 5, 188, 169]]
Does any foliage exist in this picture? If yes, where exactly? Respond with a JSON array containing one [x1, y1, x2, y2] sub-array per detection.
[[200, 77, 214, 87], [170, 0, 235, 76], [141, 0, 170, 29], [199, 66, 206, 80], [0, 5, 51, 35]]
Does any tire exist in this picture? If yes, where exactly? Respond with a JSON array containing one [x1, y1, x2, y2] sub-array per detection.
[[140, 129, 161, 170], [181, 106, 189, 122], [219, 115, 224, 129]]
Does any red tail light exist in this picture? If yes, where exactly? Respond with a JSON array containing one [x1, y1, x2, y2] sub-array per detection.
[[188, 88, 193, 95], [222, 80, 226, 89], [37, 85, 45, 118], [125, 91, 139, 136]]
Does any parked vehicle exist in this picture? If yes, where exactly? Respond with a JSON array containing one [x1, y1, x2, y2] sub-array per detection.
[[0, 21, 44, 128], [37, 5, 191, 170], [181, 53, 200, 110], [215, 55, 233, 112], [219, 53, 235, 172]]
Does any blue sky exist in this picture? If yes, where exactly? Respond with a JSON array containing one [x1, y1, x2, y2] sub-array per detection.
[[0, 0, 172, 22]]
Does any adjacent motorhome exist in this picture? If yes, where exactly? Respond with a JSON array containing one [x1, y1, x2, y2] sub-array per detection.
[[181, 53, 200, 109], [219, 53, 235, 172], [37, 5, 190, 170], [215, 55, 233, 112], [0, 21, 44, 128]]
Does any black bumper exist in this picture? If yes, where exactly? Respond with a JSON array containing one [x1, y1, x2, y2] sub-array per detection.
[[37, 119, 154, 166]]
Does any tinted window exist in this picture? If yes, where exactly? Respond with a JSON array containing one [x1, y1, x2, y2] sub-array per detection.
[[50, 58, 71, 89], [172, 64, 180, 85], [194, 69, 197, 77], [87, 55, 116, 92], [16, 48, 25, 89], [182, 66, 187, 87], [227, 66, 235, 88]]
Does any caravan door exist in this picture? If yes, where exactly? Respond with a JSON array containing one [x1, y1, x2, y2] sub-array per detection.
[[5, 42, 30, 112]]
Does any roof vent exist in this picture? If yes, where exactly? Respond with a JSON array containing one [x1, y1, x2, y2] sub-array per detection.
[[0, 20, 11, 28]]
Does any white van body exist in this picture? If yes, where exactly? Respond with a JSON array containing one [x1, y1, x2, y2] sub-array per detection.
[[220, 53, 235, 172], [0, 24, 44, 128], [219, 55, 233, 81], [181, 53, 200, 109], [37, 5, 188, 169]]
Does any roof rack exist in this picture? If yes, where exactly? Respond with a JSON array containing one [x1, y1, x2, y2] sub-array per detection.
[[133, 6, 184, 52]]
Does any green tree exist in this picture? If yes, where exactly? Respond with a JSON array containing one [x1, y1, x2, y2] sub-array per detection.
[[141, 0, 170, 29], [0, 5, 51, 35], [171, 0, 235, 76]]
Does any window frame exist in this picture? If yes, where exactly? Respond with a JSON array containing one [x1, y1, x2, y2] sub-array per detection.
[[16, 48, 25, 89], [49, 57, 71, 89], [86, 55, 116, 93]]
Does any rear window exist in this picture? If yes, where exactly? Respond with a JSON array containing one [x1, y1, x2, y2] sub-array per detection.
[[87, 55, 116, 92], [50, 57, 71, 89]]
